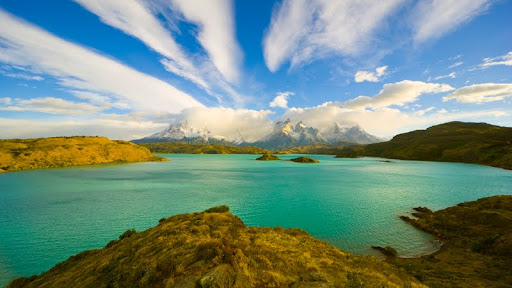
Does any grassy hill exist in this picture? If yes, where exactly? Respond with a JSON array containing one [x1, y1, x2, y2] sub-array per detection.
[[336, 122, 512, 169], [0, 136, 167, 173], [9, 206, 425, 288], [140, 142, 271, 155], [381, 196, 512, 288]]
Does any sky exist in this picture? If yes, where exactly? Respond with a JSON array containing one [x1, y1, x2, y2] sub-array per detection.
[[0, 0, 511, 141]]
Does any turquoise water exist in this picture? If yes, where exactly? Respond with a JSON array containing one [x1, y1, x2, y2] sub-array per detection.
[[1, 154, 512, 285]]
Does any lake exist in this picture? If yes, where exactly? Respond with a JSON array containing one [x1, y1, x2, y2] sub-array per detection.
[[1, 154, 512, 286]]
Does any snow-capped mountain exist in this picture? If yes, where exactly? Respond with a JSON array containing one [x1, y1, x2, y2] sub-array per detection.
[[323, 122, 383, 144], [133, 119, 382, 148], [253, 119, 328, 149], [132, 122, 228, 144]]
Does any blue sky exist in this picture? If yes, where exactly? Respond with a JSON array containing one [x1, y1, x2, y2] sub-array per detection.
[[0, 0, 511, 141]]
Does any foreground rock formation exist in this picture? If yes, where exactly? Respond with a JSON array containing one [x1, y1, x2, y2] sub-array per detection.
[[380, 196, 512, 288], [9, 206, 424, 288], [0, 136, 166, 173]]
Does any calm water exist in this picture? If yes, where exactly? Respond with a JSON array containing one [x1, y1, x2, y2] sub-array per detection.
[[1, 154, 512, 285]]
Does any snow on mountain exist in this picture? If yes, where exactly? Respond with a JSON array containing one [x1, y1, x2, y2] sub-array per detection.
[[323, 122, 383, 144], [133, 122, 228, 144]]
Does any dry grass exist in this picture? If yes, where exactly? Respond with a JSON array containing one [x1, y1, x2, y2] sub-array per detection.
[[9, 206, 425, 288], [0, 136, 167, 173]]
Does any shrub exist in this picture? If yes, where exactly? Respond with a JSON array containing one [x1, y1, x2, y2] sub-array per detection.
[[204, 205, 230, 213], [119, 228, 136, 240]]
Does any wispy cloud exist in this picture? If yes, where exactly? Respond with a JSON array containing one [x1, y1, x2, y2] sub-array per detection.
[[480, 51, 512, 67], [428, 72, 456, 81], [411, 0, 491, 44], [75, 0, 243, 104], [263, 0, 403, 72], [171, 0, 242, 84], [0, 97, 105, 115], [344, 80, 454, 110], [448, 62, 464, 68], [443, 83, 512, 103], [269, 91, 294, 109], [354, 66, 388, 83], [0, 8, 203, 113]]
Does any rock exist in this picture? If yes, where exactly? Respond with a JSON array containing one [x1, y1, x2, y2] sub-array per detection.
[[199, 264, 236, 288]]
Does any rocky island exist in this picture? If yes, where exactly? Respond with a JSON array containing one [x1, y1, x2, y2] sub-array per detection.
[[0, 136, 167, 173], [9, 206, 424, 288], [255, 154, 281, 161], [290, 156, 319, 163]]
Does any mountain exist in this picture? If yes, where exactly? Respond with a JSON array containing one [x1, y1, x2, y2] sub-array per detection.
[[253, 119, 381, 149], [132, 122, 231, 145], [0, 137, 166, 173], [8, 206, 424, 288], [252, 119, 327, 149], [134, 120, 382, 149], [323, 122, 383, 144], [336, 121, 512, 170]]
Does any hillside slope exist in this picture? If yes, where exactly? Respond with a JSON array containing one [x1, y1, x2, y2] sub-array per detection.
[[0, 136, 166, 173], [384, 196, 512, 288], [336, 122, 512, 169], [9, 206, 425, 288]]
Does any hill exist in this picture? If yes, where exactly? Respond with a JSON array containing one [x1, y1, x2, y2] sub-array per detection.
[[380, 196, 512, 288], [140, 142, 271, 154], [0, 136, 167, 173], [336, 122, 512, 169], [9, 206, 425, 288]]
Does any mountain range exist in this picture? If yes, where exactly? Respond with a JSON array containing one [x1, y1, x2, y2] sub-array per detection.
[[133, 119, 382, 149]]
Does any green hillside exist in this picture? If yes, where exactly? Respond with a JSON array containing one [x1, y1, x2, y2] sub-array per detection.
[[0, 136, 167, 173], [9, 206, 424, 288], [336, 122, 512, 169]]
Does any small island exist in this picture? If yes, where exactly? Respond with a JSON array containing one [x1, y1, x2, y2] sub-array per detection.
[[0, 136, 167, 173], [255, 154, 281, 161], [8, 206, 423, 288], [290, 156, 319, 163]]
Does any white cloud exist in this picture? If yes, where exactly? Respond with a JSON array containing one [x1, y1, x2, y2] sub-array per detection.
[[269, 92, 294, 109], [443, 83, 512, 103], [448, 62, 464, 68], [0, 71, 44, 81], [415, 106, 436, 116], [68, 90, 130, 109], [0, 97, 12, 105], [73, 0, 209, 90], [343, 80, 454, 110], [263, 0, 403, 72], [0, 8, 203, 114], [428, 72, 456, 81], [171, 0, 242, 83], [280, 102, 506, 137], [480, 51, 512, 67], [354, 66, 388, 82], [411, 0, 491, 44], [0, 97, 104, 115], [0, 117, 168, 140], [166, 107, 274, 142]]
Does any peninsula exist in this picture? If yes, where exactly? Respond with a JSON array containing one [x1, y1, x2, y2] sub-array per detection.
[[0, 136, 167, 173]]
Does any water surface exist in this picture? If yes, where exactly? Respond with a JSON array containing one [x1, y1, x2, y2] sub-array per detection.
[[1, 154, 511, 285]]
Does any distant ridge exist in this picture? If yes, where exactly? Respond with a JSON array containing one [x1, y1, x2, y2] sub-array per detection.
[[336, 121, 512, 170]]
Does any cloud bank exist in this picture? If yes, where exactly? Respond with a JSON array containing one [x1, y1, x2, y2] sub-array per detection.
[[444, 83, 512, 103]]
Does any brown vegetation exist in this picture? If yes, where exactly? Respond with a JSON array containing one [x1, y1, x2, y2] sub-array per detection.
[[0, 136, 167, 173], [380, 196, 512, 288], [9, 206, 425, 288]]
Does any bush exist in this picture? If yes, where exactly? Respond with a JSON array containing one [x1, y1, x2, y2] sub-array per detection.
[[119, 228, 137, 240], [204, 205, 230, 213]]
